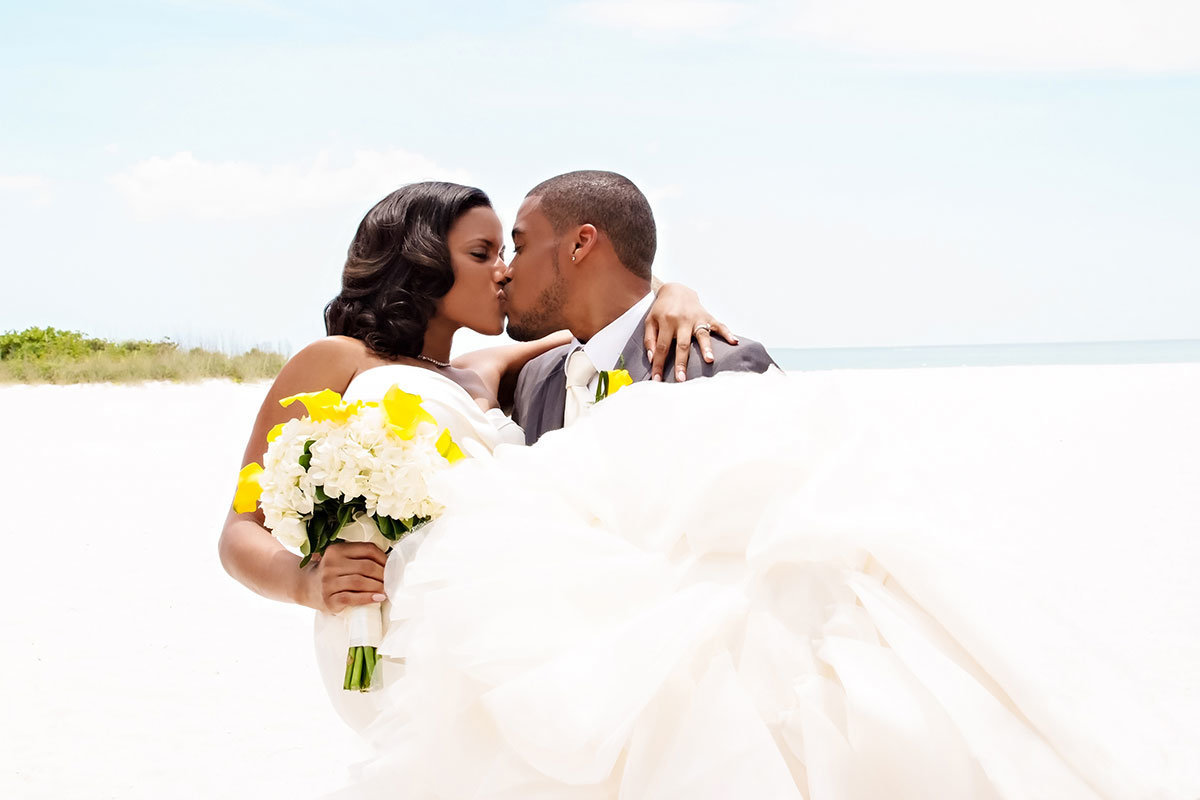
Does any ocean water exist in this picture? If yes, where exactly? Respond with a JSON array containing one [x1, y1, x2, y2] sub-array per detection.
[[769, 339, 1200, 371]]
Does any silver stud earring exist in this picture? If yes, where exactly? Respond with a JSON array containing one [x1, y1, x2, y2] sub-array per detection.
[[571, 256, 576, 261]]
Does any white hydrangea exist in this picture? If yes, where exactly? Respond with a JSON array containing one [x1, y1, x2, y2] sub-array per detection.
[[259, 416, 327, 531], [256, 400, 453, 553], [270, 514, 308, 550]]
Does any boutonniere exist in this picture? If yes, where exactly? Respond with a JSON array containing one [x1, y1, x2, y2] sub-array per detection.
[[596, 355, 633, 402]]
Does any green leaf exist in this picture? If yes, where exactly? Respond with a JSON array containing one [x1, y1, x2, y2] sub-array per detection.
[[331, 510, 351, 540], [308, 516, 327, 556], [377, 515, 396, 540], [314, 484, 328, 502], [298, 553, 312, 568], [298, 440, 315, 470]]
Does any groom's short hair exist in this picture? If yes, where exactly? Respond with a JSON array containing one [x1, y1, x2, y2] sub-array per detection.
[[527, 170, 656, 280]]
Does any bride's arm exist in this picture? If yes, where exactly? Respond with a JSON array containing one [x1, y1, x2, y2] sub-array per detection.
[[453, 282, 740, 405], [642, 281, 738, 383], [452, 331, 573, 410], [218, 337, 387, 613]]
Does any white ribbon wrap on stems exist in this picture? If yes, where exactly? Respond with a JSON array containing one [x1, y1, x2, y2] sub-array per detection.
[[336, 514, 392, 648]]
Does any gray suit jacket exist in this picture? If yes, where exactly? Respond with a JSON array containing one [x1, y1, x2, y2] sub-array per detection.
[[512, 311, 777, 445]]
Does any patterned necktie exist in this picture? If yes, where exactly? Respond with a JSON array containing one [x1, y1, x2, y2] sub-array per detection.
[[563, 347, 598, 426]]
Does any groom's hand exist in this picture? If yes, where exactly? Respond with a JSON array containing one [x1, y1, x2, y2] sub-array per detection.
[[308, 542, 388, 614], [645, 283, 738, 382]]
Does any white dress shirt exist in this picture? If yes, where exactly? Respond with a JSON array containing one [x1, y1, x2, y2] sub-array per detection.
[[569, 292, 654, 396]]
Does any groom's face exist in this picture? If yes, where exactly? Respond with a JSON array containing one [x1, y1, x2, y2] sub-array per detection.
[[504, 195, 567, 342]]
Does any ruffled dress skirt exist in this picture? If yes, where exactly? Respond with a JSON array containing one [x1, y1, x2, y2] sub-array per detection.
[[338, 366, 1200, 799]]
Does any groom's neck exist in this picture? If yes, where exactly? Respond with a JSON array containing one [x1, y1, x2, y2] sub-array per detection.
[[566, 273, 651, 344]]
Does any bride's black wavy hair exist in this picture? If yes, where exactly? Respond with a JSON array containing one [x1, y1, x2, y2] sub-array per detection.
[[324, 182, 493, 359]]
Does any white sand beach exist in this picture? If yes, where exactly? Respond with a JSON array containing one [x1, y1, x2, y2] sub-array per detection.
[[0, 380, 359, 800], [2, 365, 1198, 799]]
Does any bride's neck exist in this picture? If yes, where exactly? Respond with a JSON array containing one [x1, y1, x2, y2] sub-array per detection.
[[420, 317, 458, 363]]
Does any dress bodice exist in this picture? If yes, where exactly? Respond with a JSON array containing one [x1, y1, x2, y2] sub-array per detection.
[[342, 364, 524, 454]]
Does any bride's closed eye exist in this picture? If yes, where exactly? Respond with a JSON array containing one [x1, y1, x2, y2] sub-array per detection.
[[471, 246, 505, 262]]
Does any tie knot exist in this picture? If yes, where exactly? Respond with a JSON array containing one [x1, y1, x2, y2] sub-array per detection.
[[565, 348, 597, 388]]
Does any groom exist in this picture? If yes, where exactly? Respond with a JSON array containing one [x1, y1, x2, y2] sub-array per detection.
[[504, 170, 776, 445]]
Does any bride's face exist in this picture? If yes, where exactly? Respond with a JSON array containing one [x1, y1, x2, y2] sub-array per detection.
[[438, 205, 508, 336]]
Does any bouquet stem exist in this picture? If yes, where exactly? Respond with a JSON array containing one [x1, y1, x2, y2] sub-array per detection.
[[343, 645, 379, 691]]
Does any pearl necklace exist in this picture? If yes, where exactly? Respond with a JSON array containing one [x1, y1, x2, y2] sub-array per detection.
[[416, 354, 451, 368]]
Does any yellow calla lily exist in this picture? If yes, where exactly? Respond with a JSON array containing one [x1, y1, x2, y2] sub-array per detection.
[[266, 422, 286, 443], [606, 369, 634, 395], [383, 385, 436, 440], [436, 429, 465, 464], [279, 389, 362, 423], [325, 401, 365, 424], [233, 462, 264, 513], [280, 388, 341, 414]]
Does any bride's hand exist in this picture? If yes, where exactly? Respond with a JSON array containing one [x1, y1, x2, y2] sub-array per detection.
[[302, 542, 388, 614], [645, 282, 739, 382]]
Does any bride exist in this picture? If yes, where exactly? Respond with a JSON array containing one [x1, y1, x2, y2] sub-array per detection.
[[218, 179, 730, 720], [222, 182, 1200, 799]]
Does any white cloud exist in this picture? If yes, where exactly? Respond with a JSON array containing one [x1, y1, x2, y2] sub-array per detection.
[[570, 0, 1200, 71], [776, 0, 1200, 72], [109, 149, 473, 220], [0, 174, 54, 206], [568, 1, 746, 33]]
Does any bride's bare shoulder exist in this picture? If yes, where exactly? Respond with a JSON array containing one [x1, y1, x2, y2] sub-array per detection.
[[287, 336, 376, 365], [299, 335, 372, 358], [273, 336, 374, 393]]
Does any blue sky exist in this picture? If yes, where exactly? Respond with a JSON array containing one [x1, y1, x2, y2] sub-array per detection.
[[1, 0, 1197, 354]]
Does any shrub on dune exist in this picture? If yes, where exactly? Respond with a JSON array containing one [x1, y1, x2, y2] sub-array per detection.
[[0, 327, 286, 384]]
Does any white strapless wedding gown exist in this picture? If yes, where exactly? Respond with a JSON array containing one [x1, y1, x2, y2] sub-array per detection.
[[313, 365, 525, 732], [323, 363, 1200, 799]]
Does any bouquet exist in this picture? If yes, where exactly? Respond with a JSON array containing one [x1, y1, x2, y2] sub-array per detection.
[[233, 384, 464, 691]]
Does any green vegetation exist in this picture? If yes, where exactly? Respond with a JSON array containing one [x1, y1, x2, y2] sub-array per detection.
[[0, 327, 286, 384]]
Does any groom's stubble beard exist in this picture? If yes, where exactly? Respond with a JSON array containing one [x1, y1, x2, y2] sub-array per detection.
[[505, 250, 568, 342]]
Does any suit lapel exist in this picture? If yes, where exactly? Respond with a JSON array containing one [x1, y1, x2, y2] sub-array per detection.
[[528, 310, 652, 443], [532, 349, 570, 443], [618, 310, 654, 383]]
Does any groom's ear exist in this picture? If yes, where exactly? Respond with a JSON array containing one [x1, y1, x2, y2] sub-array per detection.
[[570, 223, 599, 266]]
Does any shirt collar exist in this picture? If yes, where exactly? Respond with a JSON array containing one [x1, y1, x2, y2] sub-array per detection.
[[570, 292, 654, 373]]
